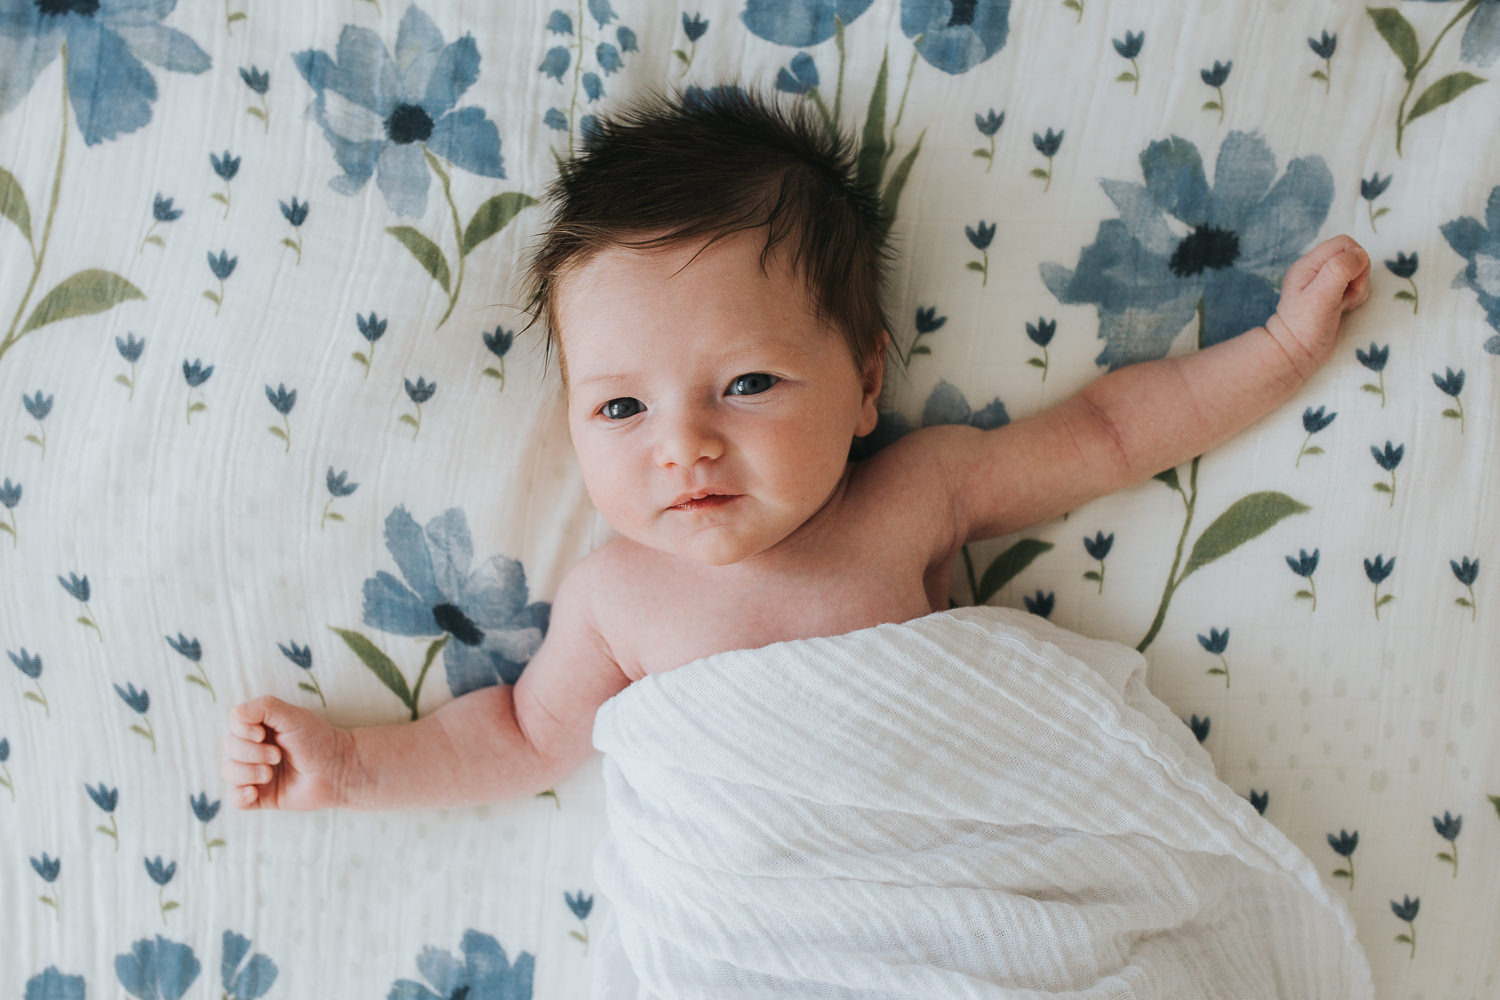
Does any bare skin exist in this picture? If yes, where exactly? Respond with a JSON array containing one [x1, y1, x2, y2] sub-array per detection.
[[225, 229, 1370, 813]]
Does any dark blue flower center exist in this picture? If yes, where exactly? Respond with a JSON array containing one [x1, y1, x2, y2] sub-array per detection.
[[432, 603, 483, 646], [35, 0, 98, 14], [385, 104, 434, 144], [946, 0, 977, 27], [1169, 225, 1239, 278]]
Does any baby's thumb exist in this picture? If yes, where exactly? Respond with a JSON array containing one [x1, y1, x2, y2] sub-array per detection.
[[234, 695, 297, 733]]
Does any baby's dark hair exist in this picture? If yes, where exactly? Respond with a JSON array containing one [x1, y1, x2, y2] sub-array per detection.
[[522, 86, 894, 383]]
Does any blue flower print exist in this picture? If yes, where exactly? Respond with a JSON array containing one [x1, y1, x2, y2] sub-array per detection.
[[360, 506, 550, 698], [221, 931, 277, 1000], [22, 390, 51, 455], [1371, 440, 1404, 507], [140, 194, 181, 252], [1082, 530, 1112, 592], [115, 935, 198, 999], [240, 65, 268, 95], [1387, 251, 1419, 313], [166, 633, 214, 700], [1031, 128, 1063, 191], [401, 376, 436, 439], [582, 71, 603, 103], [596, 42, 623, 75], [115, 681, 155, 752], [1200, 59, 1231, 122], [1365, 554, 1396, 620], [11, 646, 49, 715], [481, 326, 514, 391], [0, 0, 210, 146], [1025, 317, 1055, 378], [1041, 131, 1333, 371], [142, 857, 179, 922], [899, 0, 1011, 75], [353, 311, 387, 377], [1248, 789, 1269, 815], [1391, 895, 1419, 956], [0, 735, 12, 800], [1433, 810, 1462, 875], [265, 384, 296, 452], [0, 477, 18, 546], [566, 890, 594, 950], [742, 0, 874, 47], [1197, 626, 1230, 686], [26, 967, 85, 1000], [965, 220, 995, 284], [115, 333, 144, 399], [1432, 367, 1465, 432], [89, 781, 120, 848], [588, 0, 616, 26], [322, 468, 358, 530], [1287, 547, 1320, 609], [1411, 0, 1500, 67], [182, 359, 212, 424], [683, 12, 709, 41], [209, 150, 239, 217], [1309, 31, 1336, 93], [539, 46, 569, 82], [546, 10, 572, 34], [1361, 172, 1392, 232], [280, 198, 309, 263], [203, 251, 236, 317], [293, 6, 504, 218], [1114, 30, 1144, 94], [1440, 185, 1500, 351], [32, 851, 60, 916], [1023, 591, 1055, 619], [59, 572, 102, 641], [190, 793, 224, 859], [388, 930, 534, 1000], [776, 52, 819, 95], [973, 108, 1003, 171], [1328, 828, 1358, 887], [905, 305, 945, 362], [1452, 555, 1479, 620], [1187, 714, 1210, 743]]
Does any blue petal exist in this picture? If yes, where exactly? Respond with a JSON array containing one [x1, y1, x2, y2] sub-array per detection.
[[66, 20, 158, 145], [25, 967, 86, 1000], [421, 508, 474, 603], [414, 947, 464, 998], [1140, 137, 1209, 226], [1093, 286, 1200, 369], [901, 0, 1011, 75], [114, 940, 154, 999], [427, 106, 504, 178], [149, 936, 201, 1000], [1462, 0, 1500, 66], [1487, 183, 1500, 238], [1441, 215, 1487, 260], [539, 45, 570, 81], [230, 956, 277, 1000], [383, 507, 442, 605], [98, 0, 179, 23], [1201, 267, 1279, 348], [362, 571, 439, 636], [110, 22, 210, 73], [462, 930, 527, 988], [330, 24, 399, 114], [221, 932, 250, 989], [1098, 180, 1175, 256], [421, 34, 479, 118], [393, 6, 445, 99], [583, 70, 603, 101], [375, 140, 430, 216], [1236, 156, 1333, 271], [444, 636, 515, 695], [460, 555, 528, 628], [920, 380, 972, 426], [1207, 131, 1276, 234], [741, 0, 874, 47], [0, 29, 59, 116]]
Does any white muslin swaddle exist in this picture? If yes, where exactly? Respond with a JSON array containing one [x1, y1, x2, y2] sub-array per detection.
[[589, 606, 1372, 999]]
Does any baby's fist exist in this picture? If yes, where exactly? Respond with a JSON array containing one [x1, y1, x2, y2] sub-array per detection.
[[1269, 236, 1371, 375], [223, 696, 354, 811]]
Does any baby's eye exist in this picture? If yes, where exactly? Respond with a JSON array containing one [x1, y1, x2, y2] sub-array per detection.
[[726, 373, 779, 396], [601, 397, 644, 420]]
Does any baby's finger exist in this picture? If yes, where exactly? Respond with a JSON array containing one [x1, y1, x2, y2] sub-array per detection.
[[226, 737, 281, 766], [234, 784, 261, 809], [223, 760, 275, 787], [229, 718, 266, 743]]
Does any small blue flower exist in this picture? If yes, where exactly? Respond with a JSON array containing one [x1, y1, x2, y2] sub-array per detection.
[[1201, 60, 1232, 87], [543, 107, 568, 131], [388, 931, 534, 1000], [566, 890, 594, 920], [1390, 895, 1419, 922], [279, 198, 309, 227], [221, 931, 278, 1000], [1026, 317, 1056, 347], [1248, 789, 1269, 814], [0, 738, 9, 762], [144, 857, 176, 886], [580, 114, 603, 146], [1361, 173, 1392, 202], [1022, 591, 1055, 618], [278, 640, 313, 669], [59, 572, 90, 602], [116, 334, 146, 363], [239, 67, 270, 95], [404, 377, 436, 404], [357, 313, 387, 344], [776, 52, 820, 95], [546, 10, 573, 34], [1114, 31, 1144, 60], [152, 195, 183, 223], [1187, 714, 1210, 742], [31, 854, 60, 882], [182, 360, 214, 388], [165, 634, 202, 663], [1197, 626, 1229, 654], [965, 221, 996, 251], [265, 384, 296, 416], [327, 468, 359, 498], [1386, 251, 1418, 279], [207, 251, 237, 281], [582, 72, 604, 103], [25, 967, 85, 1000], [1433, 811, 1462, 841], [682, 12, 709, 42], [1308, 31, 1337, 60], [1327, 829, 1358, 857], [1083, 531, 1113, 560], [1302, 405, 1336, 433], [23, 391, 52, 421], [209, 151, 241, 182], [1364, 555, 1395, 585], [915, 306, 947, 334], [588, 0, 617, 26], [1286, 548, 1320, 577], [190, 793, 221, 823], [1032, 128, 1064, 157], [1371, 441, 1404, 471], [617, 26, 638, 52], [115, 935, 201, 1000], [540, 46, 571, 82], [596, 42, 623, 76], [0, 478, 19, 508], [974, 109, 1004, 136], [8, 647, 41, 679], [115, 683, 150, 714], [1451, 556, 1479, 586], [483, 328, 515, 360], [88, 783, 120, 813], [742, 0, 874, 47], [1432, 367, 1465, 397], [1356, 343, 1389, 372], [900, 0, 1012, 75]]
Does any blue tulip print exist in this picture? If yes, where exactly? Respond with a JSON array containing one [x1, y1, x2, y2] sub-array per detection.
[[972, 108, 1003, 171], [353, 312, 387, 378], [1387, 252, 1419, 312], [1440, 185, 1500, 353], [0, 0, 205, 372], [221, 931, 278, 1000], [115, 333, 145, 400], [116, 935, 199, 998], [1286, 548, 1320, 610], [1031, 128, 1063, 191], [1308, 30, 1337, 92], [143, 857, 179, 924], [1, 737, 13, 800], [1431, 367, 1465, 432], [0, 477, 18, 546], [1368, 3, 1493, 155], [297, 6, 534, 330], [965, 221, 995, 285], [1025, 317, 1055, 379], [1247, 789, 1269, 815], [23, 390, 51, 456], [240, 66, 270, 133], [32, 852, 60, 918], [1391, 895, 1419, 957], [676, 12, 710, 73], [1200, 60, 1231, 122], [1114, 31, 1144, 95], [1433, 810, 1462, 875], [1370, 440, 1405, 507], [567, 890, 594, 951], [59, 571, 102, 641], [280, 198, 309, 264], [25, 967, 84, 1000], [166, 633, 215, 701], [139, 194, 182, 254], [1081, 530, 1111, 592], [322, 468, 359, 530], [482, 326, 515, 391], [183, 359, 213, 425], [402, 376, 436, 439], [539, 0, 641, 159], [265, 384, 296, 452], [388, 930, 534, 999], [334, 506, 550, 718], [1198, 627, 1230, 686], [1361, 173, 1393, 233], [1365, 554, 1396, 620], [208, 150, 239, 218], [1023, 590, 1055, 619], [115, 682, 156, 753], [1187, 714, 1210, 743], [906, 305, 945, 363], [191, 793, 225, 859], [280, 639, 328, 705], [1356, 342, 1390, 407], [9, 647, 49, 716], [203, 251, 237, 317], [1451, 556, 1479, 619], [1297, 405, 1335, 467], [1327, 828, 1358, 888], [88, 782, 120, 850]]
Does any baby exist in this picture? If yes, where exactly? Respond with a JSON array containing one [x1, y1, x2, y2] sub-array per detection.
[[224, 89, 1371, 983]]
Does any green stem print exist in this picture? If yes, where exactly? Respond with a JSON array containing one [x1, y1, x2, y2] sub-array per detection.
[[298, 669, 328, 707], [963, 538, 1054, 607], [0, 44, 144, 373], [97, 814, 119, 850], [1369, 1, 1487, 156], [24, 677, 49, 717], [1062, 0, 1083, 23], [224, 0, 246, 35], [330, 628, 450, 721], [25, 419, 45, 457]]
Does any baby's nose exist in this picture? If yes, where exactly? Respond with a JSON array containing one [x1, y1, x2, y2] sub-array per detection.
[[654, 413, 725, 468]]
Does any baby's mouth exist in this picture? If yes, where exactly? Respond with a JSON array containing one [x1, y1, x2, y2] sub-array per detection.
[[668, 491, 740, 511]]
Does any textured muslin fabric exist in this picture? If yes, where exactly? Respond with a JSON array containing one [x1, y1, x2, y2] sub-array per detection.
[[590, 606, 1373, 998]]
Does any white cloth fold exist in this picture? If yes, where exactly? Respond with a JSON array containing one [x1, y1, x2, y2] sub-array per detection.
[[590, 606, 1372, 999]]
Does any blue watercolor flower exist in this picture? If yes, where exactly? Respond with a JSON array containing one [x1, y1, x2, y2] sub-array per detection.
[[1364, 554, 1395, 585], [1441, 186, 1500, 346], [1302, 406, 1335, 433], [404, 377, 436, 405], [1361, 173, 1392, 201], [1023, 590, 1055, 618], [915, 306, 946, 333], [900, 0, 1011, 75], [539, 46, 570, 82], [357, 312, 387, 343], [1386, 251, 1418, 279], [23, 391, 52, 420], [588, 0, 616, 26], [152, 195, 182, 223], [617, 26, 638, 52], [265, 384, 296, 416], [0, 0, 210, 146], [116, 333, 145, 363], [144, 857, 175, 886], [221, 931, 277, 1000], [88, 783, 119, 812], [1451, 556, 1479, 586], [1026, 317, 1056, 347], [1032, 127, 1063, 158], [31, 853, 59, 881], [1371, 440, 1404, 471], [596, 42, 623, 75], [1413, 0, 1500, 66], [1287, 548, 1320, 576], [9, 647, 41, 679], [1356, 343, 1389, 372], [206, 251, 237, 280], [388, 930, 534, 1000], [279, 198, 309, 227], [965, 220, 995, 250], [974, 108, 1003, 136], [0, 477, 19, 507], [582, 71, 603, 103], [25, 967, 85, 1000], [326, 468, 359, 498], [566, 890, 594, 920], [483, 327, 514, 358], [209, 151, 240, 182], [278, 640, 313, 669], [1328, 829, 1358, 857], [1309, 31, 1337, 60], [1114, 31, 1144, 59], [182, 360, 213, 387], [1391, 895, 1419, 921], [741, 0, 874, 47], [921, 380, 1007, 429], [58, 572, 89, 602], [189, 793, 220, 823], [546, 10, 573, 34], [543, 107, 567, 130], [164, 633, 200, 662], [115, 935, 199, 1000], [361, 507, 551, 695], [1248, 789, 1269, 814], [115, 682, 149, 714], [1201, 60, 1231, 87], [0, 737, 9, 761], [293, 7, 504, 217], [1187, 714, 1210, 742], [1042, 131, 1333, 370], [239, 66, 269, 95], [1083, 530, 1113, 560], [1197, 626, 1229, 654], [1433, 811, 1462, 840], [682, 12, 709, 41], [776, 52, 819, 95]]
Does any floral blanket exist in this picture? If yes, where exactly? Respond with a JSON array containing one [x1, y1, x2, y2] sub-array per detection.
[[1, 2, 1495, 998]]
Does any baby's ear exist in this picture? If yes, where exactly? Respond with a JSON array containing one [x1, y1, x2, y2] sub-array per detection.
[[855, 333, 888, 436]]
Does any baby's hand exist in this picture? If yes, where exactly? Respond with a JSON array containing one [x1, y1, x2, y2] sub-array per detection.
[[223, 696, 355, 811], [1267, 235, 1371, 376]]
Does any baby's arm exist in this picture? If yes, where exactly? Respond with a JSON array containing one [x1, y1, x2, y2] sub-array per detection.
[[223, 562, 629, 811], [923, 235, 1370, 542]]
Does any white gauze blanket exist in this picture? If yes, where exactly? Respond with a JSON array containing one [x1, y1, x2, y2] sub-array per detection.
[[589, 606, 1373, 999]]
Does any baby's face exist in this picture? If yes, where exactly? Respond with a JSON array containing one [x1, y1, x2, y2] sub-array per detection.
[[556, 230, 881, 567]]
